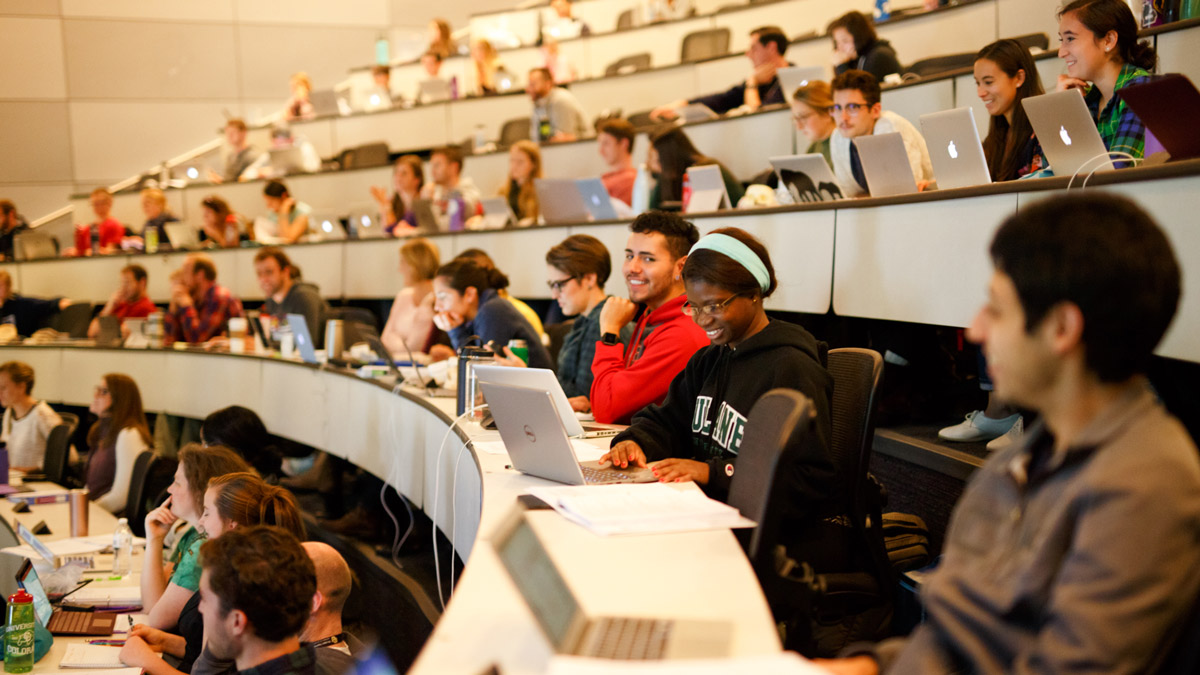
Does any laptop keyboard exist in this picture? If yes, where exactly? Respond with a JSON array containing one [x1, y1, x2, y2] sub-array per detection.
[[49, 610, 93, 634], [585, 617, 672, 660], [580, 465, 637, 484]]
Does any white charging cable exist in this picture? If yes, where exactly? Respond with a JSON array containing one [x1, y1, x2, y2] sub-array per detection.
[[430, 405, 483, 612], [1067, 151, 1139, 191]]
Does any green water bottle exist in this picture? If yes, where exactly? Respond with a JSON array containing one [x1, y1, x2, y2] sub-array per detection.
[[145, 227, 159, 254], [4, 588, 35, 673], [1183, 0, 1200, 20]]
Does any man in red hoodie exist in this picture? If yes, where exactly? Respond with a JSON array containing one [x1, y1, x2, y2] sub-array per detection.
[[590, 212, 709, 424]]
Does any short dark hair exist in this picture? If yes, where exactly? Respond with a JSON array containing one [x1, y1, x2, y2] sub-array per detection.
[[253, 246, 292, 271], [371, 64, 390, 77], [0, 200, 15, 218], [990, 192, 1180, 383], [0, 361, 34, 395], [546, 234, 613, 287], [682, 227, 776, 298], [827, 11, 877, 53], [422, 50, 443, 63], [436, 259, 510, 294], [263, 179, 289, 199], [431, 146, 464, 171], [122, 264, 147, 284], [751, 26, 788, 56], [529, 67, 553, 82], [629, 211, 699, 261], [831, 69, 881, 107], [596, 118, 636, 153], [201, 525, 315, 643], [200, 406, 283, 479], [191, 256, 217, 281]]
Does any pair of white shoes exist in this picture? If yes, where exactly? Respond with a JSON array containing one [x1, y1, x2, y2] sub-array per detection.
[[938, 411, 1024, 452]]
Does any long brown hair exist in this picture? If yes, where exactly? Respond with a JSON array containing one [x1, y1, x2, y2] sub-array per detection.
[[649, 126, 718, 204], [976, 40, 1044, 182], [500, 140, 542, 221], [87, 373, 151, 451], [177, 443, 251, 516], [208, 472, 306, 539]]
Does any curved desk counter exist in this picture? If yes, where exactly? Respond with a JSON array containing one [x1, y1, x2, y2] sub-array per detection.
[[2, 345, 781, 674]]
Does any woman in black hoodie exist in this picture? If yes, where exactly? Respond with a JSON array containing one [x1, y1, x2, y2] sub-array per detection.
[[829, 11, 901, 82], [602, 228, 850, 570]]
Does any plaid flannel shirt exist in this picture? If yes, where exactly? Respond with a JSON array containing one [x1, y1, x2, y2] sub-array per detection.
[[1086, 64, 1152, 166], [165, 283, 243, 344]]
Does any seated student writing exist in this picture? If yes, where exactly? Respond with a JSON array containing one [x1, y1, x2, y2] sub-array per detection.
[[1055, 0, 1154, 166], [600, 229, 849, 572], [432, 259, 554, 369], [975, 39, 1046, 181], [829, 70, 933, 197]]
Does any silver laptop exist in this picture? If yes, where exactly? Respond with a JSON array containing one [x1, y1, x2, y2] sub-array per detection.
[[479, 381, 653, 486], [535, 179, 590, 224], [853, 132, 918, 197], [417, 78, 452, 104], [575, 178, 619, 221], [777, 66, 829, 103], [267, 147, 307, 175], [677, 102, 719, 123], [286, 313, 318, 364], [479, 197, 516, 229], [920, 107, 992, 190], [472, 364, 623, 439], [362, 86, 394, 113], [311, 213, 347, 240], [163, 223, 201, 250], [684, 165, 729, 213], [14, 232, 58, 260], [1023, 90, 1115, 176], [412, 198, 442, 233], [768, 154, 844, 203], [492, 511, 732, 660], [308, 89, 343, 118], [349, 211, 387, 239]]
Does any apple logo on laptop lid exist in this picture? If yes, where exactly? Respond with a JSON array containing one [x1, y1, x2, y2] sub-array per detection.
[[947, 140, 958, 159], [1060, 126, 1073, 146]]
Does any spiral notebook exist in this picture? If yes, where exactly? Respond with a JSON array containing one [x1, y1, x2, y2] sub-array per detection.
[[59, 644, 133, 668]]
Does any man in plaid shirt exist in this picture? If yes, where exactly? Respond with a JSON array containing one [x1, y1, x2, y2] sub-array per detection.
[[165, 254, 243, 345]]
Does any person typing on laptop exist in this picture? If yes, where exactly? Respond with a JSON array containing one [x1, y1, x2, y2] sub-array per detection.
[[87, 264, 157, 338], [589, 212, 708, 425], [829, 70, 932, 197], [975, 39, 1046, 181]]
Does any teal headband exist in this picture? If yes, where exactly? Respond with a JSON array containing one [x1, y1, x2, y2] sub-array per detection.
[[688, 233, 770, 292]]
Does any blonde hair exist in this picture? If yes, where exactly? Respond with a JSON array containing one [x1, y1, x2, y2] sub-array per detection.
[[140, 188, 167, 208], [290, 71, 313, 93], [500, 140, 542, 222], [792, 81, 834, 112], [400, 238, 441, 281]]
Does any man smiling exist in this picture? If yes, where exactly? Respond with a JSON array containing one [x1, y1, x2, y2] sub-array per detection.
[[589, 212, 708, 424]]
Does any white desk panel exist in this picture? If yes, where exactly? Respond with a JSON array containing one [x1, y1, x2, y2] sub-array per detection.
[[1156, 25, 1200, 85], [571, 66, 699, 119], [16, 256, 125, 305], [832, 193, 1017, 327], [341, 239, 405, 300], [683, 108, 794, 180], [447, 94, 531, 145], [877, 1, 997, 63], [286, 165, 392, 215], [332, 103, 450, 153], [57, 347, 173, 410], [161, 351, 264, 416], [258, 359, 328, 448], [881, 78, 955, 130], [581, 17, 706, 80]]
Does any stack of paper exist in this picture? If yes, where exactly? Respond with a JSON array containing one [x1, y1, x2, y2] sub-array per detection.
[[526, 483, 755, 536], [59, 644, 130, 668], [69, 585, 142, 608]]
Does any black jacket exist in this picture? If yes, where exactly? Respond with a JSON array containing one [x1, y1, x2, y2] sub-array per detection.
[[612, 319, 843, 526], [836, 38, 902, 82]]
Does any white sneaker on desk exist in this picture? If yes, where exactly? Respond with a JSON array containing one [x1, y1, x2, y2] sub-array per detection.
[[986, 416, 1025, 452], [938, 411, 1020, 442]]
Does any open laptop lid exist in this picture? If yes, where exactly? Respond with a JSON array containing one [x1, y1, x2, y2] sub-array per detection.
[[919, 107, 992, 190], [163, 223, 201, 250], [684, 165, 730, 213], [1117, 73, 1200, 161], [311, 213, 347, 240], [479, 197, 515, 229], [575, 178, 619, 221], [16, 561, 55, 627], [473, 364, 585, 437], [1022, 90, 1114, 175], [853, 132, 918, 197], [478, 381, 588, 486], [286, 314, 318, 363], [535, 179, 590, 224], [17, 522, 60, 569], [492, 510, 589, 654], [768, 154, 844, 203], [776, 66, 828, 103]]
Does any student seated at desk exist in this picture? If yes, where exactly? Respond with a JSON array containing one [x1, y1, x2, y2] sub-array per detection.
[[200, 406, 284, 482], [589, 212, 708, 424], [433, 259, 553, 370], [88, 264, 157, 338], [123, 480, 306, 675], [242, 126, 321, 180], [135, 188, 180, 249], [650, 26, 791, 120], [164, 254, 244, 345], [85, 373, 151, 514], [470, 39, 505, 96], [829, 70, 933, 198], [67, 187, 128, 257], [381, 238, 443, 360], [209, 119, 263, 184], [793, 81, 837, 167], [0, 361, 62, 473], [543, 0, 591, 41], [0, 200, 29, 262], [0, 270, 71, 338], [1054, 0, 1155, 166], [527, 67, 588, 143], [500, 141, 542, 224], [199, 196, 242, 248], [647, 126, 744, 211], [828, 11, 902, 83], [420, 146, 483, 230], [254, 247, 327, 345], [365, 65, 396, 110], [975, 39, 1046, 181], [370, 155, 424, 236], [284, 71, 315, 121], [596, 119, 638, 206], [255, 179, 313, 245], [415, 51, 450, 104], [453, 248, 546, 340], [139, 444, 250, 630]]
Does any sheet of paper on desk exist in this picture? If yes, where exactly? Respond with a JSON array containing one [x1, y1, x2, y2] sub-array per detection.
[[59, 644, 131, 668], [1, 538, 106, 559], [548, 652, 834, 674], [526, 483, 755, 536], [113, 613, 150, 633]]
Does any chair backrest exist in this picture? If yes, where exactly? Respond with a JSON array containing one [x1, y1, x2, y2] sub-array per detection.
[[56, 411, 80, 435], [125, 452, 177, 535], [726, 389, 813, 570], [48, 302, 93, 337], [498, 117, 532, 150], [343, 142, 390, 170], [625, 110, 657, 131], [605, 53, 652, 77], [1011, 32, 1050, 52], [681, 28, 730, 63], [616, 9, 635, 31], [904, 52, 977, 79], [42, 423, 72, 486], [326, 306, 377, 346]]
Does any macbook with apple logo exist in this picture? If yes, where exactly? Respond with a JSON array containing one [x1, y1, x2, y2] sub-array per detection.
[[919, 108, 992, 190], [1022, 90, 1115, 177]]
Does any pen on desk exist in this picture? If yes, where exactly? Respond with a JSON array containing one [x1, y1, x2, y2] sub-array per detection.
[[87, 639, 125, 646], [58, 578, 94, 601]]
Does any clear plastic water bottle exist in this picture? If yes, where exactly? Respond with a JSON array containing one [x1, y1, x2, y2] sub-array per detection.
[[4, 588, 34, 673], [112, 518, 133, 577], [632, 163, 650, 215]]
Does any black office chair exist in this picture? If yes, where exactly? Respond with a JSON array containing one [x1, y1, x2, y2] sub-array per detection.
[[339, 142, 391, 170], [42, 423, 74, 487], [49, 302, 94, 338], [903, 52, 977, 79], [625, 110, 657, 131], [544, 319, 575, 365], [56, 411, 80, 436], [125, 452, 177, 536], [616, 9, 635, 31], [1010, 32, 1050, 52], [605, 53, 652, 77], [680, 28, 731, 63], [497, 117, 532, 150]]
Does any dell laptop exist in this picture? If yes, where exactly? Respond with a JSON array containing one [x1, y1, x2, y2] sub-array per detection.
[[472, 364, 623, 439], [1023, 90, 1115, 176], [919, 107, 993, 190]]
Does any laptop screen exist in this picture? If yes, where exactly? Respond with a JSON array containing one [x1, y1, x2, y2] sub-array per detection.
[[494, 517, 580, 650], [17, 564, 54, 627]]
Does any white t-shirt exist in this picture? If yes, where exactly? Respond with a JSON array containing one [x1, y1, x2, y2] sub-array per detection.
[[1, 401, 62, 469]]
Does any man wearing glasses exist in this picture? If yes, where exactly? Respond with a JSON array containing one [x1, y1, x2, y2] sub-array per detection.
[[829, 70, 933, 197]]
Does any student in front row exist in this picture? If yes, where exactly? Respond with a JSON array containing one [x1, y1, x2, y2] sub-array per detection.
[[1056, 0, 1155, 164], [589, 212, 708, 424], [0, 361, 62, 473], [85, 373, 151, 514], [822, 193, 1200, 673], [829, 70, 932, 198], [601, 229, 848, 570]]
